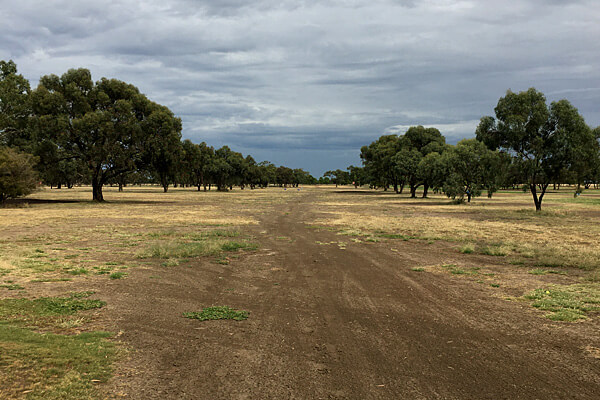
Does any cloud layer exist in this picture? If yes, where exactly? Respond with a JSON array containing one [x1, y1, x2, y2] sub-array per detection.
[[2, 0, 599, 175]]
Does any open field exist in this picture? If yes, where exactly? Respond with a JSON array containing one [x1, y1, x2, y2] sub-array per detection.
[[1, 185, 600, 399]]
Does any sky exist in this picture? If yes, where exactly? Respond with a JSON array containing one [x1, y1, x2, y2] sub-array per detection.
[[1, 0, 599, 176]]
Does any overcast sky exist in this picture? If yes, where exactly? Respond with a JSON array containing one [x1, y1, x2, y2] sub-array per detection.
[[2, 0, 599, 176]]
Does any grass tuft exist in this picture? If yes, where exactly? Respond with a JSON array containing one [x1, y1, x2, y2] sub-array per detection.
[[183, 306, 249, 321], [109, 272, 127, 280]]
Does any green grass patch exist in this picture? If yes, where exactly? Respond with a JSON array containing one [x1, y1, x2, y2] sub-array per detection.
[[138, 240, 257, 259], [1, 283, 24, 290], [480, 246, 508, 257], [64, 267, 89, 276], [524, 284, 600, 321], [0, 325, 114, 399], [109, 272, 127, 280], [411, 267, 425, 272], [186, 230, 241, 240], [441, 264, 479, 275], [0, 293, 105, 323], [161, 259, 180, 267], [459, 245, 474, 254], [529, 269, 548, 275], [183, 306, 249, 321]]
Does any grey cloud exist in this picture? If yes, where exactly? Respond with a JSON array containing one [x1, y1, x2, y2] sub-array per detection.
[[2, 0, 599, 176]]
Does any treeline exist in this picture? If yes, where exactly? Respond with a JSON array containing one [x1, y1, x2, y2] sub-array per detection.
[[0, 60, 315, 202], [326, 88, 600, 211]]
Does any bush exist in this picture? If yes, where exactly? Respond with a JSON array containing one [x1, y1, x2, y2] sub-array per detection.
[[0, 147, 38, 203]]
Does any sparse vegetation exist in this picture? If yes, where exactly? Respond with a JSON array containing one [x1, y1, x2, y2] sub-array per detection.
[[525, 285, 600, 321], [183, 306, 249, 321]]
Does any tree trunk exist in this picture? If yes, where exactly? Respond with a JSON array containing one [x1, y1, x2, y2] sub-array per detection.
[[530, 183, 546, 211], [393, 183, 398, 193], [410, 185, 417, 198], [422, 184, 429, 198], [92, 177, 104, 202], [118, 182, 123, 192]]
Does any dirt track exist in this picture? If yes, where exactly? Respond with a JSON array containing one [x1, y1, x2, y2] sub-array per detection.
[[95, 192, 600, 399]]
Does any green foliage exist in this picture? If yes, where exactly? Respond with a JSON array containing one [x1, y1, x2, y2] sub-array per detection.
[[0, 60, 31, 148], [476, 88, 597, 211], [442, 139, 492, 203], [183, 306, 249, 321], [0, 146, 38, 203]]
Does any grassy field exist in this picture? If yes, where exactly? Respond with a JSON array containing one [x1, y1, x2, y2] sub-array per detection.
[[1, 185, 599, 398]]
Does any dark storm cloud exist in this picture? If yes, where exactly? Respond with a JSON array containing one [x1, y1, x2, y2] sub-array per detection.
[[1, 0, 599, 175]]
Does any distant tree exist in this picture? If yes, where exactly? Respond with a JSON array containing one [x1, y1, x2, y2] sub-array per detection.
[[0, 147, 38, 203], [393, 148, 422, 197], [0, 60, 31, 149], [347, 165, 366, 187], [323, 169, 349, 187], [276, 166, 295, 187], [399, 126, 446, 197], [360, 135, 402, 192], [417, 152, 446, 195], [476, 88, 595, 210], [442, 139, 490, 203], [141, 107, 183, 192]]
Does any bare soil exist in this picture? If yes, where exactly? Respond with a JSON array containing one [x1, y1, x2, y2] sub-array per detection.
[[82, 192, 600, 399]]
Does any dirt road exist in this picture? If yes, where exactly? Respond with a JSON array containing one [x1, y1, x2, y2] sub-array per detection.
[[98, 192, 600, 399]]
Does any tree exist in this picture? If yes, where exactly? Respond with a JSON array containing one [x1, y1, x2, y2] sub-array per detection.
[[360, 135, 402, 192], [141, 107, 183, 192], [476, 88, 595, 211], [347, 165, 366, 187], [442, 139, 490, 203], [400, 126, 446, 197], [393, 148, 422, 198], [0, 60, 31, 149], [0, 147, 38, 203], [418, 152, 446, 195], [29, 69, 178, 201]]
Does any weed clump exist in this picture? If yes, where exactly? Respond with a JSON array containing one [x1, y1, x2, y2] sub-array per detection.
[[183, 306, 249, 321]]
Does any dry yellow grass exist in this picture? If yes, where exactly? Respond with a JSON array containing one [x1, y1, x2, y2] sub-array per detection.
[[311, 188, 600, 270], [0, 186, 267, 282]]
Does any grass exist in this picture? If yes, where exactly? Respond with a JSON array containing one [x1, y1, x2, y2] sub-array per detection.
[[459, 245, 474, 254], [109, 271, 127, 279], [0, 293, 105, 322], [310, 189, 600, 270], [0, 326, 114, 399], [411, 267, 425, 272], [138, 240, 257, 259], [1, 283, 24, 290], [524, 285, 600, 321], [0, 290, 113, 399], [183, 306, 249, 321]]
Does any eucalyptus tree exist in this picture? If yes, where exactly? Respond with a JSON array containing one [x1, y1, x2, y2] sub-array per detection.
[[476, 88, 595, 210], [442, 139, 490, 203], [360, 135, 402, 192], [0, 147, 38, 203], [29, 68, 182, 201], [0, 60, 31, 149]]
